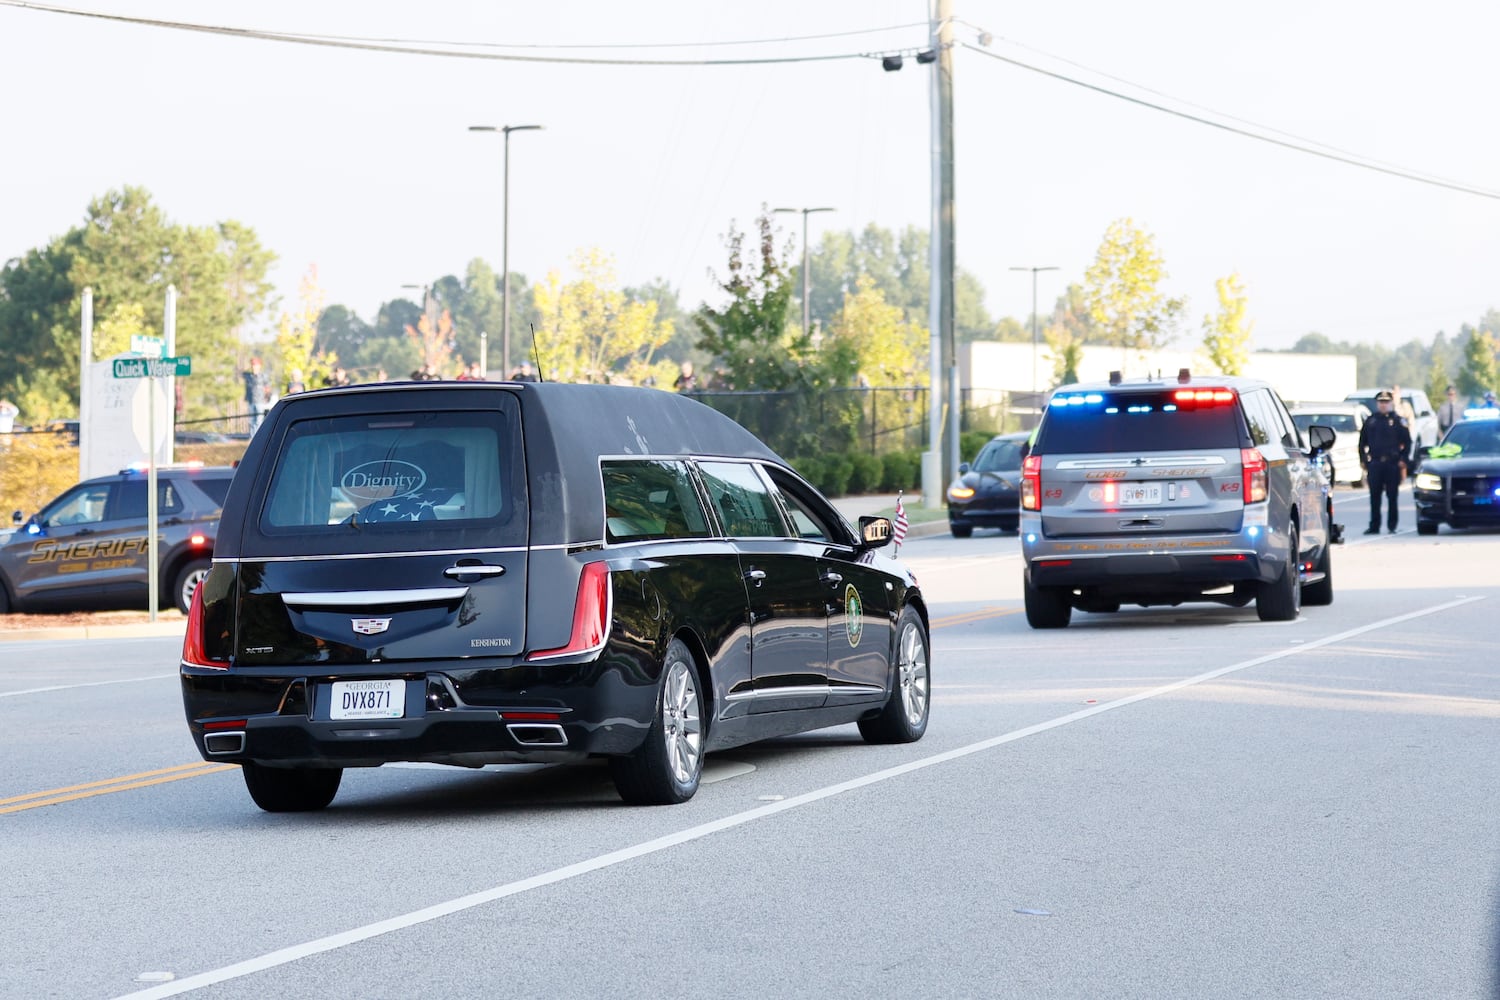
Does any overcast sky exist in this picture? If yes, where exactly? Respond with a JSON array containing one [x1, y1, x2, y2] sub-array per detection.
[[3, 0, 1497, 352]]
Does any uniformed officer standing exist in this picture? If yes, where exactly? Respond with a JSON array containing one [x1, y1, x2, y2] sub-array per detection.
[[1357, 390, 1412, 534]]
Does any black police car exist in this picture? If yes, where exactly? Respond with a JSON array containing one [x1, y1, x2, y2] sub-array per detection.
[[1, 464, 233, 614], [1413, 414, 1500, 534], [181, 381, 930, 812], [946, 431, 1028, 536]]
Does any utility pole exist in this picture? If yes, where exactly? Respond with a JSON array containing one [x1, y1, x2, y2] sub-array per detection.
[[923, 0, 958, 504]]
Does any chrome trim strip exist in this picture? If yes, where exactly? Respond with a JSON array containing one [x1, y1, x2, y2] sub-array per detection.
[[214, 544, 555, 564], [1055, 455, 1226, 469], [281, 587, 468, 608], [723, 684, 832, 702], [826, 684, 885, 697]]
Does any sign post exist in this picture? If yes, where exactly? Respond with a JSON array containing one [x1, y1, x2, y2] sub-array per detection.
[[113, 353, 191, 621]]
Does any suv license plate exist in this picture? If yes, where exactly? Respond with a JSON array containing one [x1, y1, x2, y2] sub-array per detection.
[[1120, 484, 1162, 506], [331, 679, 405, 720]]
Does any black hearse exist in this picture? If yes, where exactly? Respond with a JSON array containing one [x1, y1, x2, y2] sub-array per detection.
[[181, 381, 930, 811]]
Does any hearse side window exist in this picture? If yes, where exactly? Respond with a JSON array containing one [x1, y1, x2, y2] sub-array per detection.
[[764, 467, 840, 542], [601, 460, 711, 543], [696, 461, 787, 538], [262, 412, 510, 530]]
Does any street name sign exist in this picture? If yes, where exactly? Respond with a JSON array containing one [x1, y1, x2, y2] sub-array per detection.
[[112, 356, 191, 378], [129, 334, 165, 358]]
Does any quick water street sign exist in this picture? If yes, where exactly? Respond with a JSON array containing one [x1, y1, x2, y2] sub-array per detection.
[[112, 356, 191, 378]]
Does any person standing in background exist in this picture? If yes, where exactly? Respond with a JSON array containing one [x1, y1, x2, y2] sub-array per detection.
[[285, 368, 306, 395], [1437, 385, 1460, 434], [1358, 390, 1411, 534], [242, 357, 270, 432]]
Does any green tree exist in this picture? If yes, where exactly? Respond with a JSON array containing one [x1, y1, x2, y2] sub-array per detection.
[[694, 211, 806, 390], [532, 248, 674, 384], [1083, 218, 1185, 363], [1456, 330, 1499, 400], [804, 224, 995, 344], [827, 275, 927, 387], [1043, 284, 1096, 386], [316, 304, 373, 364], [0, 187, 276, 422], [275, 266, 338, 390], [1201, 272, 1253, 375]]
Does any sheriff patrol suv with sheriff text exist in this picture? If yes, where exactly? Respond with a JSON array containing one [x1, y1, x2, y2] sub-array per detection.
[[1, 464, 234, 614], [1019, 371, 1339, 628]]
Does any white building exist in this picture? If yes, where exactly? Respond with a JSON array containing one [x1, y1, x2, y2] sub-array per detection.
[[961, 341, 1357, 409]]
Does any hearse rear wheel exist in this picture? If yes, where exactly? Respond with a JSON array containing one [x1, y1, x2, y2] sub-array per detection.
[[242, 762, 342, 812], [610, 639, 704, 805], [859, 605, 930, 744]]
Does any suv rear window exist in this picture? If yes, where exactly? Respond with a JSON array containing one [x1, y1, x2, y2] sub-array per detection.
[[193, 477, 232, 507], [1035, 390, 1249, 454], [258, 409, 524, 550]]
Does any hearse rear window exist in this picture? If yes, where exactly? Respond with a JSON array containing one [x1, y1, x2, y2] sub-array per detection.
[[261, 411, 518, 537]]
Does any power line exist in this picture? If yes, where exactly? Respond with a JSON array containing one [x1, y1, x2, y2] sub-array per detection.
[[0, 0, 919, 66], [10, 0, 1496, 202], [960, 41, 1500, 202]]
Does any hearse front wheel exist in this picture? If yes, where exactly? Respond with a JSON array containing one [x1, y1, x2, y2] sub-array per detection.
[[242, 762, 342, 812], [859, 605, 930, 744], [610, 639, 704, 805]]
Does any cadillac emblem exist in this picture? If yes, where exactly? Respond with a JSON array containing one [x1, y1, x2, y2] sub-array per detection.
[[351, 617, 392, 635]]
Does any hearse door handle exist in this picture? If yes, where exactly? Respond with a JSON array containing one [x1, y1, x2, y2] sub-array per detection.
[[820, 570, 843, 587], [444, 563, 506, 578], [744, 568, 767, 587]]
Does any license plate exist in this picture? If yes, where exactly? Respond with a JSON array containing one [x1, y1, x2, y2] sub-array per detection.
[[330, 679, 405, 720], [1119, 484, 1162, 506]]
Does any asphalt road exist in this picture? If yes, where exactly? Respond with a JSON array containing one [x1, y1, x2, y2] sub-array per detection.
[[2, 487, 1497, 1000]]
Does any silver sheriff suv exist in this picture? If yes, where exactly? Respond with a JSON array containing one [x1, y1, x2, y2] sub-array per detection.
[[1019, 372, 1339, 628]]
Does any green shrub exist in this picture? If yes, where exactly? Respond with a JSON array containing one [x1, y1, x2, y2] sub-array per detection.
[[880, 450, 919, 492], [847, 452, 883, 495], [820, 454, 853, 497], [792, 455, 822, 489], [961, 429, 995, 464]]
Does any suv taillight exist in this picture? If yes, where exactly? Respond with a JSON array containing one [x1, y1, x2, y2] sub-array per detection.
[[528, 562, 612, 660], [1241, 448, 1267, 503], [1021, 454, 1042, 510], [181, 584, 229, 670]]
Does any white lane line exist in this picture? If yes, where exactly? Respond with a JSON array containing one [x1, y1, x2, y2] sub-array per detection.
[[114, 595, 1484, 1000], [0, 674, 175, 699]]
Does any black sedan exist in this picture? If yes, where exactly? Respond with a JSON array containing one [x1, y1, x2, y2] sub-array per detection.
[[946, 431, 1028, 536], [1414, 416, 1500, 534]]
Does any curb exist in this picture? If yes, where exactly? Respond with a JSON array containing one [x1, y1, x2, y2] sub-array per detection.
[[0, 621, 186, 643]]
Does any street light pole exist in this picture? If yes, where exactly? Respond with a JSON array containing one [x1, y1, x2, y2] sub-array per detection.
[[1010, 265, 1058, 398], [773, 206, 834, 340], [470, 123, 543, 380]]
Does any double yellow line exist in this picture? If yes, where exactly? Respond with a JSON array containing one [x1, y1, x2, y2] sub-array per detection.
[[931, 605, 1020, 629], [6, 607, 1017, 815], [0, 761, 236, 815]]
